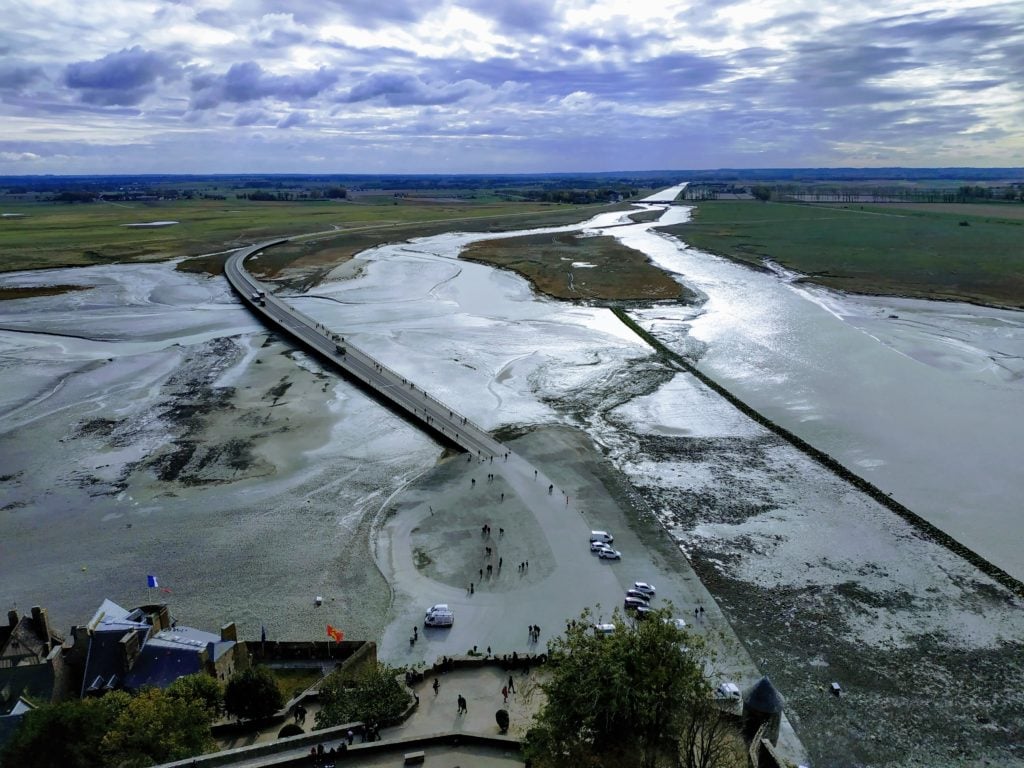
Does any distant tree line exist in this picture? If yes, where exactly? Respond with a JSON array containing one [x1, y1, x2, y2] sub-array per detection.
[[235, 187, 346, 201], [685, 182, 1024, 203], [507, 187, 637, 204]]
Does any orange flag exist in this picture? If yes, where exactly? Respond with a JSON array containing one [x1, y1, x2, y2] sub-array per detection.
[[326, 624, 344, 642]]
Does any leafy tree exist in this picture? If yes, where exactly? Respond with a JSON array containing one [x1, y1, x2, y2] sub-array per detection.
[[166, 674, 223, 721], [1, 694, 128, 768], [750, 186, 772, 202], [315, 663, 409, 730], [223, 666, 283, 722], [523, 607, 712, 768], [101, 688, 213, 767]]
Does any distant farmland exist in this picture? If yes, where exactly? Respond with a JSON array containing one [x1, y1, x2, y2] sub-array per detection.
[[659, 200, 1024, 308]]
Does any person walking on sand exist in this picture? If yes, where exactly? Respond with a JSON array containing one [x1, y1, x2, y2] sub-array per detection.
[[508, 675, 515, 694], [433, 678, 440, 696], [502, 685, 508, 703]]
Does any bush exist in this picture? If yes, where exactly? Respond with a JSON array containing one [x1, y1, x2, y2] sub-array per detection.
[[315, 663, 410, 729], [278, 722, 305, 738], [224, 667, 284, 721]]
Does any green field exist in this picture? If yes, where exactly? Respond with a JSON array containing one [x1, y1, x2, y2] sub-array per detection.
[[0, 197, 609, 275], [659, 201, 1024, 308]]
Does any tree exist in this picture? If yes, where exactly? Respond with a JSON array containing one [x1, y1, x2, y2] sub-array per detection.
[[1, 694, 128, 768], [677, 699, 747, 768], [750, 186, 772, 202], [101, 688, 214, 767], [315, 663, 410, 730], [523, 607, 712, 768], [166, 674, 223, 721], [223, 666, 283, 722]]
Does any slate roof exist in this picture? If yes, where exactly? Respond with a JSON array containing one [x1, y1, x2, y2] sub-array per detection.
[[82, 600, 234, 693], [0, 618, 54, 664], [743, 676, 785, 714]]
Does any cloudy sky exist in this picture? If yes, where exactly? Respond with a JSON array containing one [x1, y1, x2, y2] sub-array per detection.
[[2, 0, 1022, 174]]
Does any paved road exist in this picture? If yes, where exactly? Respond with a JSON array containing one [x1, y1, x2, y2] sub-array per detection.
[[225, 240, 505, 461]]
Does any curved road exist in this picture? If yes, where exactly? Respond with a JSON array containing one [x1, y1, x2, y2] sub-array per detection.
[[225, 240, 506, 460]]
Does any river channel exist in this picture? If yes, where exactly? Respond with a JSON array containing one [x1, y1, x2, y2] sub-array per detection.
[[618, 195, 1024, 582]]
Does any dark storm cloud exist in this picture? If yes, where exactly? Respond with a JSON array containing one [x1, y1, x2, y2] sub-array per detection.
[[562, 28, 671, 54], [276, 111, 309, 129], [828, 7, 1024, 86], [233, 108, 268, 126], [0, 63, 44, 90], [340, 72, 489, 106], [191, 61, 338, 109], [64, 46, 178, 106], [461, 0, 560, 33], [436, 49, 728, 104]]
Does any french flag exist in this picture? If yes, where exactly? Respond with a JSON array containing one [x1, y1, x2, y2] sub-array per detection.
[[146, 575, 159, 589]]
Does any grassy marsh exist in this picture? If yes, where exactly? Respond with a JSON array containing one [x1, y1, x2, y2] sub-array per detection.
[[0, 197, 612, 275], [461, 231, 686, 302], [658, 200, 1024, 308]]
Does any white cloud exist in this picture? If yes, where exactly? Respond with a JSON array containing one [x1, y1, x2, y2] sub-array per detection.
[[0, 0, 1020, 171]]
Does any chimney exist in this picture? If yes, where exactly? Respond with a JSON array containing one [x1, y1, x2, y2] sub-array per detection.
[[31, 607, 52, 652], [118, 631, 141, 676], [7, 610, 18, 628], [220, 622, 237, 642]]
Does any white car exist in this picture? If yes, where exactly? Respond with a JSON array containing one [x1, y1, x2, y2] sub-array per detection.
[[665, 618, 687, 631], [597, 547, 622, 560], [424, 604, 454, 627], [632, 582, 656, 597], [716, 682, 741, 700], [593, 623, 616, 635], [590, 540, 613, 552]]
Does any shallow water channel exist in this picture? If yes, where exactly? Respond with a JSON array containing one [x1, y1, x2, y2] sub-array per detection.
[[300, 196, 1024, 582]]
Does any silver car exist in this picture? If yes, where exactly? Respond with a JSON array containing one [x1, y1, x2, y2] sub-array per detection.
[[632, 582, 656, 597], [598, 547, 622, 560]]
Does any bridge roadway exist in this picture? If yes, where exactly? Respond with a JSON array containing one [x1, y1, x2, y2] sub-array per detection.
[[224, 239, 505, 460]]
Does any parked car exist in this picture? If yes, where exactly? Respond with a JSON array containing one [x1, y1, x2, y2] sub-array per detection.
[[589, 531, 614, 544], [632, 582, 656, 597], [598, 547, 622, 560], [590, 540, 613, 552], [624, 596, 648, 610], [593, 623, 616, 635], [625, 589, 651, 602], [424, 604, 454, 627], [633, 605, 653, 619], [716, 682, 741, 700], [665, 617, 687, 631]]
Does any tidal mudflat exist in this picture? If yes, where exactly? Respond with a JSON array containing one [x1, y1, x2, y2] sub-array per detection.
[[2, 198, 1023, 765]]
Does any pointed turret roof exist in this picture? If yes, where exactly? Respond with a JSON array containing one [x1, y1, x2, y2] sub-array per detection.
[[744, 676, 784, 714]]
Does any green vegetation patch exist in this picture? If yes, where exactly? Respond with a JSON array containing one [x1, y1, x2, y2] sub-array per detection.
[[659, 201, 1024, 308], [627, 209, 665, 224], [0, 284, 91, 301], [461, 231, 685, 302], [240, 203, 631, 290], [266, 667, 326, 701], [1, 197, 620, 276]]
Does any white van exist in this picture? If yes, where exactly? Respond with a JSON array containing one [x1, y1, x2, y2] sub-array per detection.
[[424, 604, 454, 628], [589, 531, 614, 544]]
